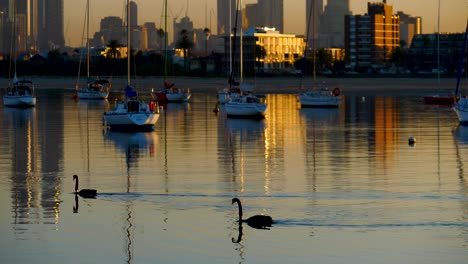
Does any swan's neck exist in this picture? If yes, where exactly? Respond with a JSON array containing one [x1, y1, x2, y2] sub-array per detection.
[[236, 200, 243, 220]]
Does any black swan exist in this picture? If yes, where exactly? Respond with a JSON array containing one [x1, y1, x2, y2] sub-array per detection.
[[232, 197, 273, 229], [73, 175, 97, 198]]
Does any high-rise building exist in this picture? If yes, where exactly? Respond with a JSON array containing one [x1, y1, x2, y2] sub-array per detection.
[[217, 0, 236, 35], [129, 1, 137, 29], [243, 0, 283, 33], [0, 10, 9, 56], [258, 0, 283, 33], [127, 1, 139, 51], [397, 11, 422, 48], [3, 0, 39, 53], [345, 1, 399, 67], [37, 0, 64, 51], [95, 16, 124, 48], [305, 0, 323, 42], [143, 22, 159, 50], [319, 0, 350, 48]]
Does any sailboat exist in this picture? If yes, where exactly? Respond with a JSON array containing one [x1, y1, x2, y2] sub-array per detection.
[[217, 0, 242, 105], [75, 0, 110, 100], [224, 0, 267, 118], [3, 3, 36, 108], [103, 0, 160, 131], [423, 0, 454, 105], [151, 0, 191, 103], [451, 20, 468, 124], [298, 0, 341, 108]]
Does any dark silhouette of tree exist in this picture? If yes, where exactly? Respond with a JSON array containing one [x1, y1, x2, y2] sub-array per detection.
[[106, 39, 121, 59], [157, 28, 165, 54], [316, 48, 333, 72], [176, 29, 194, 72], [390, 40, 408, 67], [203, 27, 210, 55], [47, 49, 62, 63]]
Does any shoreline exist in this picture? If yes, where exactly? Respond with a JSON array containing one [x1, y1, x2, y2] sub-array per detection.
[[0, 76, 461, 96]]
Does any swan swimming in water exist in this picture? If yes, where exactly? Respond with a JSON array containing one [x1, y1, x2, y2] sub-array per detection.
[[232, 197, 273, 229], [73, 175, 97, 198]]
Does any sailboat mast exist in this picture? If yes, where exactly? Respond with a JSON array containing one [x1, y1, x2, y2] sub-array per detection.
[[86, 0, 90, 79], [455, 20, 468, 96], [127, 0, 131, 85], [240, 0, 243, 83], [229, 0, 240, 88], [164, 0, 168, 79], [312, 0, 316, 82], [437, 0, 440, 86]]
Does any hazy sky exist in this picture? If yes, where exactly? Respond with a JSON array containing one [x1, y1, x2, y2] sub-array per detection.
[[64, 0, 467, 47]]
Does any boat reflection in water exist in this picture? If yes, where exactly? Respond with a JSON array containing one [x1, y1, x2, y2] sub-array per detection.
[[104, 131, 158, 168], [226, 118, 266, 137], [454, 125, 468, 145], [299, 107, 341, 124], [103, 129, 158, 264]]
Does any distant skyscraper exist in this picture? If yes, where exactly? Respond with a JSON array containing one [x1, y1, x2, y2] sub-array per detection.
[[306, 0, 323, 42], [217, 0, 236, 35], [319, 0, 350, 48], [397, 11, 422, 47], [258, 0, 283, 32], [4, 0, 39, 53], [0, 10, 9, 55], [38, 0, 64, 51], [345, 1, 399, 66], [129, 1, 137, 29], [128, 1, 139, 51], [91, 16, 124, 48]]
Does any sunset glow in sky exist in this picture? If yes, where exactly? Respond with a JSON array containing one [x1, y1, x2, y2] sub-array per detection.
[[64, 0, 467, 47]]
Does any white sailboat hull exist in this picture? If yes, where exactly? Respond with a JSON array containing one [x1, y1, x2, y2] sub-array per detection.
[[453, 97, 468, 124], [3, 95, 36, 107], [299, 90, 341, 108], [225, 95, 267, 117], [153, 89, 191, 102], [77, 90, 109, 99], [103, 101, 160, 130]]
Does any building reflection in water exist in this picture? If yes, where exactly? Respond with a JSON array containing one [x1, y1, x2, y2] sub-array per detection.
[[4, 93, 65, 235]]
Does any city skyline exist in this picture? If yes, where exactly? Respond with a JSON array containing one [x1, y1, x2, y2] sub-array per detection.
[[62, 0, 466, 47]]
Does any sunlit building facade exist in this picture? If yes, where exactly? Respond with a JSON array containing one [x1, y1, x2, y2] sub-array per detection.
[[224, 27, 306, 74], [345, 1, 399, 67]]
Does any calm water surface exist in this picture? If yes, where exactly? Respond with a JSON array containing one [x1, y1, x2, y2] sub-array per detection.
[[1, 87, 467, 264]]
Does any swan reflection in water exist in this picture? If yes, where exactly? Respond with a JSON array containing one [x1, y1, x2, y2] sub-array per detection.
[[232, 222, 243, 243], [73, 195, 79, 213], [232, 198, 273, 230]]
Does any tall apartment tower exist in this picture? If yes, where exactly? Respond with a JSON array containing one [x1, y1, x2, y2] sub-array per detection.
[[129, 1, 137, 29], [305, 0, 323, 43], [320, 0, 350, 48], [38, 0, 64, 51], [397, 11, 422, 48], [217, 0, 236, 35], [258, 0, 283, 33], [3, 0, 39, 53], [127, 1, 139, 51], [345, 1, 399, 67]]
